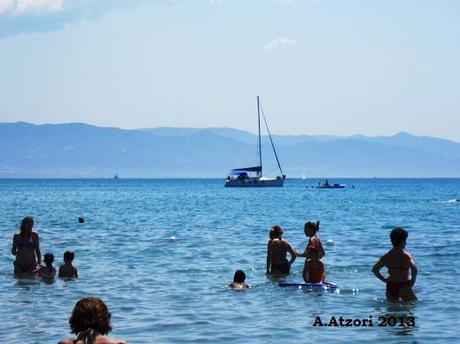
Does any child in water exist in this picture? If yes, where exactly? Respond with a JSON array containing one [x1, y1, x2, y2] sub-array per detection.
[[59, 250, 78, 278], [35, 253, 56, 278], [229, 270, 249, 289], [303, 246, 325, 283], [372, 227, 417, 301]]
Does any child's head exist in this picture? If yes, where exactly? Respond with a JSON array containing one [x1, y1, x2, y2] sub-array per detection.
[[233, 269, 246, 283], [271, 225, 283, 239], [64, 250, 75, 264], [44, 253, 54, 266], [390, 227, 408, 247], [304, 221, 320, 237]]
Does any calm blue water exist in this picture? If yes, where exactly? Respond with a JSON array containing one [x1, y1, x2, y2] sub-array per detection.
[[0, 179, 459, 343]]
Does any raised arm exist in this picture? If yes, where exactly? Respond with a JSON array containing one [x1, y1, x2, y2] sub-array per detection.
[[372, 255, 387, 283]]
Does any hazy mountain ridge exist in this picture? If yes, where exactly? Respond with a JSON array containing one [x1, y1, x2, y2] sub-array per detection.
[[1, 122, 459, 177]]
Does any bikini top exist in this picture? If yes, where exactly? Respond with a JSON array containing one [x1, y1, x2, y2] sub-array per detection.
[[17, 235, 34, 248]]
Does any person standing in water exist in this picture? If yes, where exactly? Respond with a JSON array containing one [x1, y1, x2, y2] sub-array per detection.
[[298, 221, 325, 260], [59, 251, 78, 278], [11, 216, 41, 274], [372, 227, 418, 301], [267, 225, 297, 275]]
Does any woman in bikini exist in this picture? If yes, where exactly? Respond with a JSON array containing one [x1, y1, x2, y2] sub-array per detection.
[[372, 227, 417, 301], [58, 297, 126, 344], [11, 216, 41, 274], [297, 221, 325, 260], [267, 225, 297, 275]]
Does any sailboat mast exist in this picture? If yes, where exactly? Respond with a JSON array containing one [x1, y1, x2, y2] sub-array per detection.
[[257, 96, 262, 177]]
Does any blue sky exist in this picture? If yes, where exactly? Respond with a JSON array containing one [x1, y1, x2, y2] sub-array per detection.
[[0, 0, 459, 141]]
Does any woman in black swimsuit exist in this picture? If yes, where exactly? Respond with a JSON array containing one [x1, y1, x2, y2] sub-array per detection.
[[11, 216, 41, 274]]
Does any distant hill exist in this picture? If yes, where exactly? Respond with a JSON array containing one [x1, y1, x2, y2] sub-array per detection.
[[1, 122, 459, 177]]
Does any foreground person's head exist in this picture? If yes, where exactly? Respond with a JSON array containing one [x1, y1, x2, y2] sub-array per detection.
[[69, 297, 112, 335]]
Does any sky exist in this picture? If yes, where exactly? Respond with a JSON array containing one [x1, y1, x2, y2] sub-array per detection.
[[0, 0, 459, 141]]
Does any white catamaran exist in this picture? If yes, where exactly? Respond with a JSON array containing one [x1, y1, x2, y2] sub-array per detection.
[[224, 96, 286, 187]]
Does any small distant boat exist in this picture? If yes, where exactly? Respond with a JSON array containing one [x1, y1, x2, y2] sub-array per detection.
[[316, 179, 345, 189], [113, 174, 119, 179], [224, 96, 285, 188]]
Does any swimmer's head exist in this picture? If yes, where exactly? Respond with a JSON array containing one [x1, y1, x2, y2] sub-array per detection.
[[44, 253, 54, 266], [390, 227, 408, 247], [304, 221, 320, 236], [64, 250, 75, 263], [233, 269, 246, 283], [20, 216, 34, 235], [271, 225, 283, 239]]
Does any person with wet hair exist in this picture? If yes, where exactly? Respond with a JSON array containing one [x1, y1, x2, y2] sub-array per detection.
[[11, 216, 41, 274], [267, 225, 297, 275], [58, 297, 126, 344], [229, 269, 249, 289], [297, 221, 325, 259]]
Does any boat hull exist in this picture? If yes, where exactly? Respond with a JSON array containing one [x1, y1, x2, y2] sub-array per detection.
[[316, 184, 346, 189], [224, 176, 285, 187]]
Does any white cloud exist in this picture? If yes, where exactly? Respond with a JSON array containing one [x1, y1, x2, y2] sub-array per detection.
[[0, 0, 13, 14], [263, 37, 296, 51], [14, 0, 64, 14]]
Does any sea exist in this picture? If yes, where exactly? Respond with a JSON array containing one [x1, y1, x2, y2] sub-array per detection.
[[0, 178, 459, 343]]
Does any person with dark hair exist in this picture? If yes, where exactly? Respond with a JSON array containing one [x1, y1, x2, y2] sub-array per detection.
[[372, 227, 417, 301], [59, 251, 78, 278], [11, 216, 41, 274], [229, 269, 249, 289], [297, 221, 324, 259], [267, 225, 297, 275], [35, 252, 56, 279], [58, 297, 126, 344]]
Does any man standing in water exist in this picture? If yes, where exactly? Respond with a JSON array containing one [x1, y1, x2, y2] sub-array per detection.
[[372, 227, 417, 301]]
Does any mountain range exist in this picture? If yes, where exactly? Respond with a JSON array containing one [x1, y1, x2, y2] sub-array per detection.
[[1, 122, 459, 178]]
